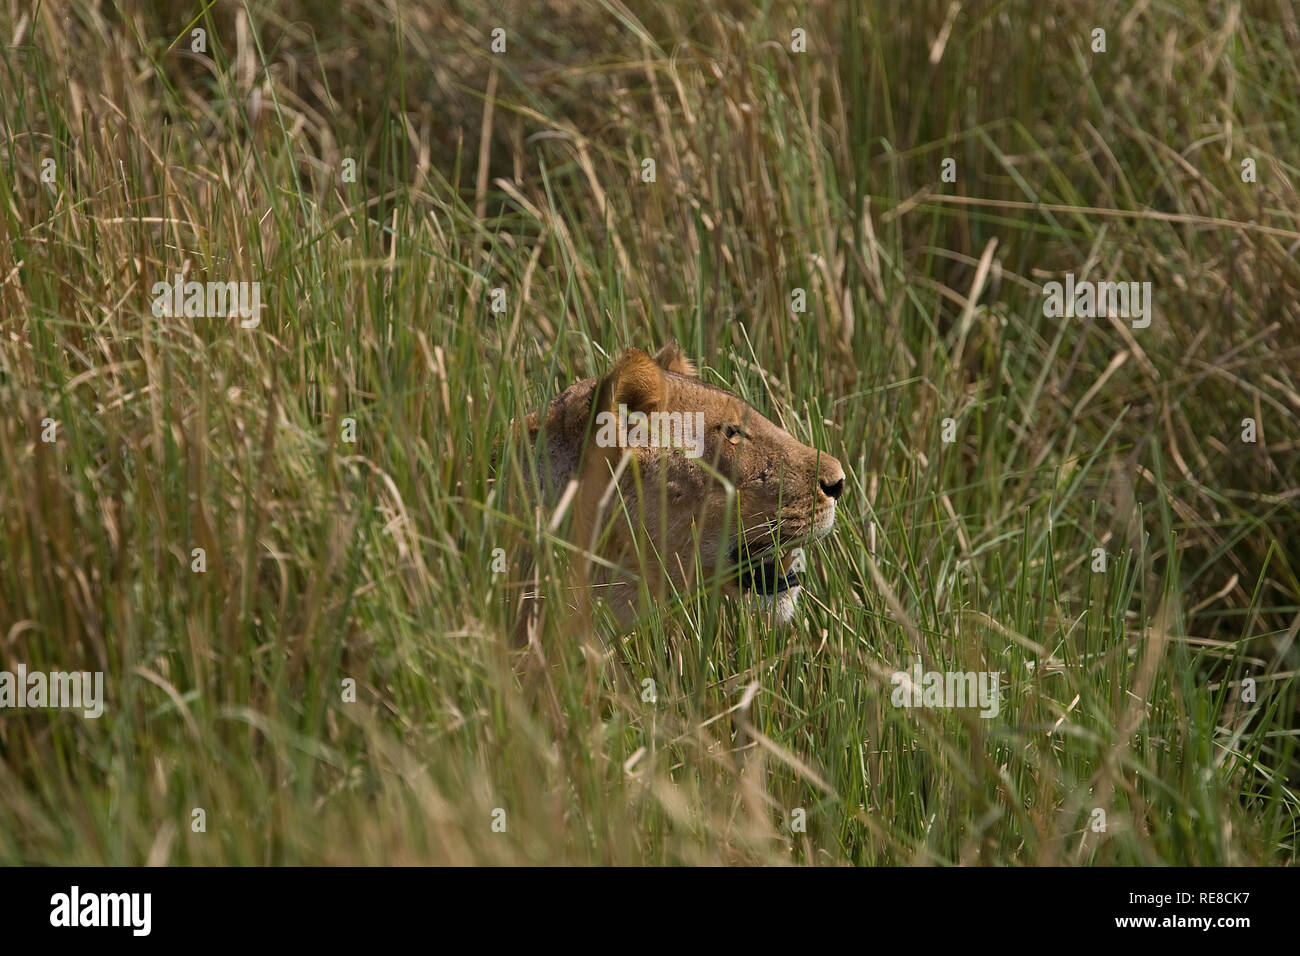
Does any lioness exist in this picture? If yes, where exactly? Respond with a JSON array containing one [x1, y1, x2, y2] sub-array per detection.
[[515, 343, 844, 637]]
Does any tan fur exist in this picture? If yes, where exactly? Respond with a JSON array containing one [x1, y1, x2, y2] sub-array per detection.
[[516, 343, 844, 637]]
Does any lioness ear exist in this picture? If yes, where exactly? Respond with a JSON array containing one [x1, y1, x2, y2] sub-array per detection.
[[595, 348, 664, 418], [652, 340, 697, 378]]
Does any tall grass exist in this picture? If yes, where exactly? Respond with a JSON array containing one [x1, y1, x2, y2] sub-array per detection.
[[0, 0, 1296, 864]]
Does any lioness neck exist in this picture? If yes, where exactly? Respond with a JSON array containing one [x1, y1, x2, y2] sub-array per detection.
[[526, 375, 598, 496]]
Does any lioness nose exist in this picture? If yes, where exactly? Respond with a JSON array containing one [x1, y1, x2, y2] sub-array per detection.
[[820, 474, 845, 500]]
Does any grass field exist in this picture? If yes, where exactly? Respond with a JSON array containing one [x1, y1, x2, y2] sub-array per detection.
[[0, 0, 1297, 865]]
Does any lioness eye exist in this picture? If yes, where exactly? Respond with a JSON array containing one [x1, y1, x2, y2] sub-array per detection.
[[724, 424, 749, 441]]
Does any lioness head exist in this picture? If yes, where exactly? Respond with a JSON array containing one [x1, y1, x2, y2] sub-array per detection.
[[522, 343, 844, 631]]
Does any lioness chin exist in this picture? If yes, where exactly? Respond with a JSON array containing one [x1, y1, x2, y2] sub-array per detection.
[[515, 342, 844, 638]]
